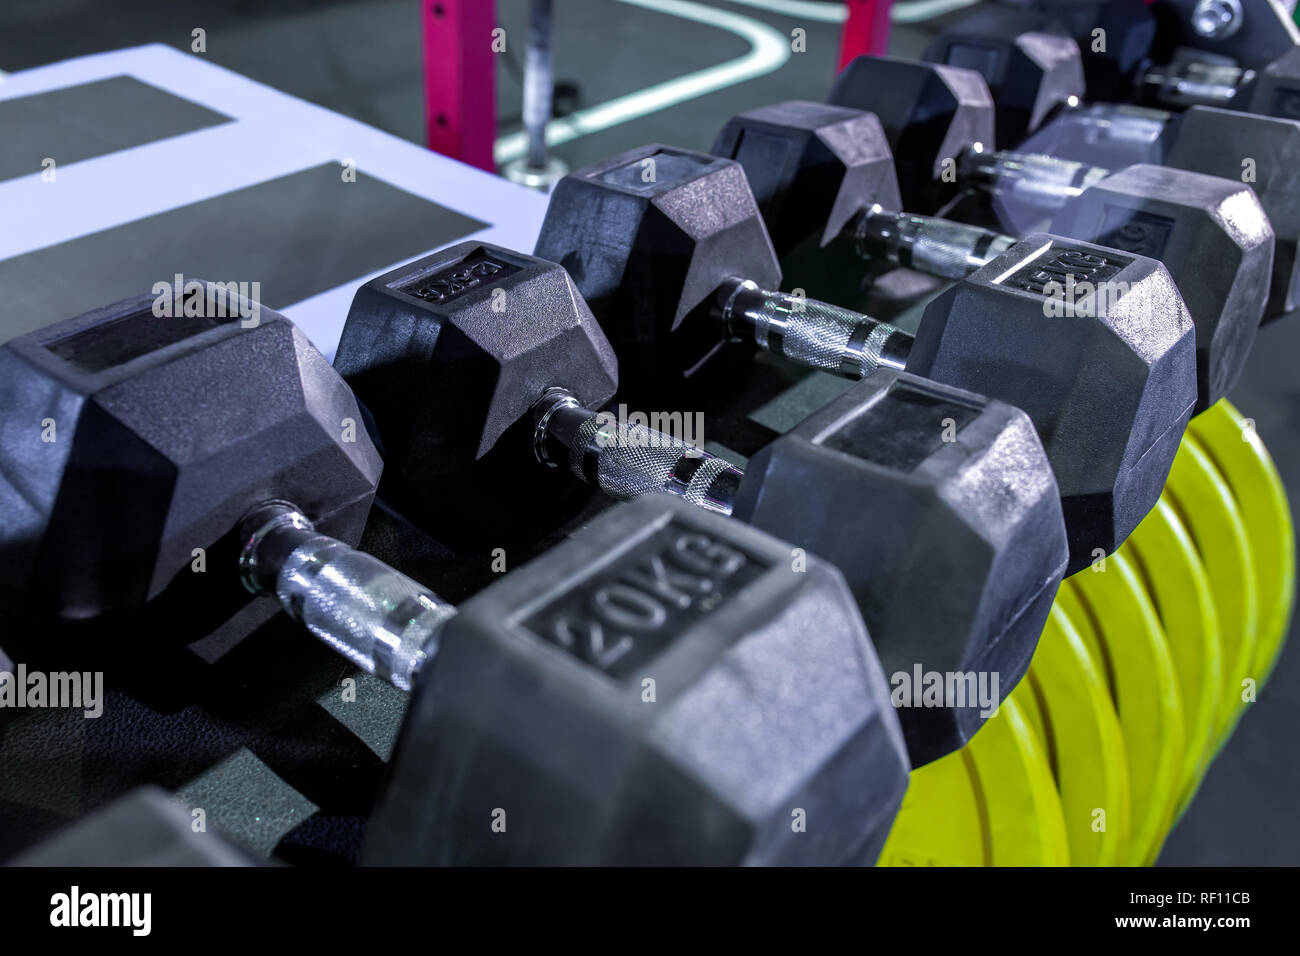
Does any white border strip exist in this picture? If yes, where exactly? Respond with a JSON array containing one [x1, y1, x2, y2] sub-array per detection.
[[0, 45, 548, 356]]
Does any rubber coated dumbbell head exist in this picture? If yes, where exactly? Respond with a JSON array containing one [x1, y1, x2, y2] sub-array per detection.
[[714, 99, 1265, 378], [734, 370, 1068, 766], [1019, 0, 1159, 102], [363, 495, 910, 866], [712, 101, 902, 258], [828, 55, 995, 211], [922, 3, 1086, 146], [714, 100, 1021, 289], [910, 234, 1197, 572], [711, 101, 902, 303], [0, 289, 381, 624], [1052, 163, 1274, 409], [1244, 46, 1300, 119], [333, 241, 617, 527], [535, 143, 781, 389], [1164, 106, 1300, 318]]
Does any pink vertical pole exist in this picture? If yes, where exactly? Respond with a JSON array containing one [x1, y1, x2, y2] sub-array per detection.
[[838, 0, 894, 71], [423, 0, 498, 172]]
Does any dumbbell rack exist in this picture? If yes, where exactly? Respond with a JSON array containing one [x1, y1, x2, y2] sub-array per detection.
[[500, 274, 1292, 868], [817, 2, 1300, 864], [677, 286, 1294, 866], [3, 11, 1298, 867]]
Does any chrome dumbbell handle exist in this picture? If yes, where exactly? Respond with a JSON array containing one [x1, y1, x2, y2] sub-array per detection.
[[532, 388, 742, 515], [715, 277, 912, 381], [238, 502, 454, 692]]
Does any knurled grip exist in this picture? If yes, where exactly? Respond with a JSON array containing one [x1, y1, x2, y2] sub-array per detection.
[[569, 414, 741, 514], [1142, 60, 1244, 109], [855, 210, 1017, 280], [718, 279, 911, 380], [1053, 103, 1171, 145], [961, 149, 1111, 214], [239, 504, 454, 691]]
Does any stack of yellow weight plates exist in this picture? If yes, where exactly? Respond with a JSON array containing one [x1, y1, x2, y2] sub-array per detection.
[[879, 401, 1295, 866]]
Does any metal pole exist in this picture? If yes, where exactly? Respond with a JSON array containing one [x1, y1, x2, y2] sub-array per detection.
[[504, 0, 568, 190], [523, 0, 554, 171]]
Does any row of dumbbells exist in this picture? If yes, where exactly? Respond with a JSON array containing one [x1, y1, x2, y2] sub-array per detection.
[[842, 0, 1300, 319], [8, 8, 1298, 865], [921, 0, 1300, 143], [1, 239, 1072, 863], [0, 190, 1242, 866]]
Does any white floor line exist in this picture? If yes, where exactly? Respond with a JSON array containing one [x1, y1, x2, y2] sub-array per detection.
[[890, 0, 979, 23], [719, 0, 979, 24], [717, 0, 848, 20], [493, 0, 789, 166]]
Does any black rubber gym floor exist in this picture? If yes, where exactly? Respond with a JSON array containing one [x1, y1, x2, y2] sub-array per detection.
[[0, 0, 1296, 865]]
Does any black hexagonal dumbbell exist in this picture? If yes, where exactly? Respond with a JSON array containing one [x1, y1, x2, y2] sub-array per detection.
[[534, 147, 1196, 573], [926, 0, 1300, 119], [0, 290, 908, 865], [1023, 104, 1300, 320], [360, 494, 907, 865], [731, 370, 1066, 765], [335, 242, 1068, 764], [1000, 0, 1300, 116], [712, 98, 1272, 413], [0, 292, 380, 625], [995, 0, 1159, 104], [828, 54, 1300, 320], [921, 1, 1087, 146]]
